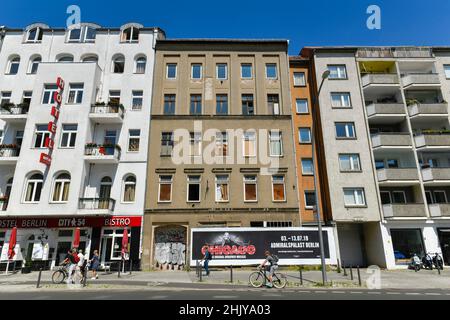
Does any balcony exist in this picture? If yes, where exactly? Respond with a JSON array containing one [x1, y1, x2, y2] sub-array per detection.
[[371, 133, 412, 149], [414, 132, 450, 150], [78, 198, 115, 214], [89, 103, 125, 124], [394, 48, 433, 58], [366, 103, 406, 123], [421, 167, 450, 183], [429, 203, 450, 217], [361, 74, 400, 87], [408, 103, 448, 118], [401, 73, 441, 89], [84, 144, 121, 164], [377, 168, 419, 185], [357, 48, 395, 58], [0, 103, 29, 123], [382, 203, 427, 218], [0, 145, 20, 164]]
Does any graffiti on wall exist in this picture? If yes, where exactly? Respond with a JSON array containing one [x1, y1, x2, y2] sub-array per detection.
[[154, 226, 186, 271]]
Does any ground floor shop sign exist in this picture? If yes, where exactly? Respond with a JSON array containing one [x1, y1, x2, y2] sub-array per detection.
[[190, 227, 337, 266], [0, 216, 141, 229]]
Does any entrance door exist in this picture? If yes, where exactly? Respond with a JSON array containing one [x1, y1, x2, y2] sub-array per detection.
[[337, 224, 366, 267], [100, 236, 112, 264], [438, 229, 450, 266]]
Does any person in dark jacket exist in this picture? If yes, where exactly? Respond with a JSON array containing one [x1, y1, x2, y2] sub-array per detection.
[[89, 250, 100, 279], [201, 245, 212, 276]]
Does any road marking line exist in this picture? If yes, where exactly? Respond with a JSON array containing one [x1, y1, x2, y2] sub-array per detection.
[[314, 291, 327, 294], [405, 293, 421, 295], [149, 295, 168, 299], [387, 292, 401, 295], [332, 291, 346, 294], [92, 295, 111, 300], [368, 292, 381, 294], [213, 295, 238, 299], [424, 293, 441, 296], [350, 291, 363, 294]]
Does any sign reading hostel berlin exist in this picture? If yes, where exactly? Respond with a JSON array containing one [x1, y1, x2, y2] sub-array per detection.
[[40, 77, 65, 166]]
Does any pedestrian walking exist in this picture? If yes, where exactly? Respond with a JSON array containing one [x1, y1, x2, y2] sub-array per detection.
[[201, 245, 212, 276], [89, 250, 100, 280], [77, 249, 86, 283], [62, 248, 79, 284]]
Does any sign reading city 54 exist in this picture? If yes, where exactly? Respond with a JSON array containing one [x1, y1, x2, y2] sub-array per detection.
[[190, 227, 337, 266]]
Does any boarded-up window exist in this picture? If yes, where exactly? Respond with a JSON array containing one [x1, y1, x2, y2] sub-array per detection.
[[244, 175, 257, 201], [158, 175, 172, 202], [272, 175, 285, 201]]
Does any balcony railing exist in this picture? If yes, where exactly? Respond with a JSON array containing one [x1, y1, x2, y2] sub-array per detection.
[[366, 103, 405, 116], [414, 132, 450, 148], [421, 167, 450, 181], [0, 103, 29, 115], [394, 47, 433, 58], [377, 168, 419, 182], [429, 203, 450, 217], [361, 73, 400, 87], [408, 103, 448, 116], [89, 103, 125, 121], [85, 144, 121, 158], [371, 133, 412, 148], [357, 48, 395, 58], [401, 73, 441, 87], [357, 47, 433, 59], [382, 203, 427, 218], [79, 198, 115, 211], [0, 146, 20, 158]]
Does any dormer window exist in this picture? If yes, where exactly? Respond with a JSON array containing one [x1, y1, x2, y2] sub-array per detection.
[[67, 26, 96, 43], [26, 27, 43, 43], [121, 27, 139, 43]]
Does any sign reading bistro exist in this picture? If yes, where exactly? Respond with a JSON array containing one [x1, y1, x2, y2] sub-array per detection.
[[40, 77, 65, 166], [0, 216, 142, 229]]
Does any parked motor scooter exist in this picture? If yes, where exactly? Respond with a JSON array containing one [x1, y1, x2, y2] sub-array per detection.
[[422, 253, 433, 270], [433, 252, 444, 270], [408, 253, 422, 272]]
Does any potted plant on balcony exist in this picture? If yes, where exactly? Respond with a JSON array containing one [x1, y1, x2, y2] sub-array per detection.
[[0, 102, 15, 114], [85, 142, 97, 155], [0, 144, 18, 157], [16, 103, 30, 114], [406, 98, 420, 107]]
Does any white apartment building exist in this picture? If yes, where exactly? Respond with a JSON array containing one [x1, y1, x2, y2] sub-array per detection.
[[0, 23, 164, 271]]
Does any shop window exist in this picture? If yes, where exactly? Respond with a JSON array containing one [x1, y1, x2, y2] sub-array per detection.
[[391, 229, 425, 265], [58, 230, 73, 237]]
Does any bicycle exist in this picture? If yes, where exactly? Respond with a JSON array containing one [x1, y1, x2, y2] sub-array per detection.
[[52, 264, 69, 284], [249, 266, 287, 289]]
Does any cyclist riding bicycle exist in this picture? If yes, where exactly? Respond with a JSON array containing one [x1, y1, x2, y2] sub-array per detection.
[[259, 250, 278, 288]]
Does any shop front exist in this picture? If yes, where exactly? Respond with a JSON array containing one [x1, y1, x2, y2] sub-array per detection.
[[0, 216, 142, 271]]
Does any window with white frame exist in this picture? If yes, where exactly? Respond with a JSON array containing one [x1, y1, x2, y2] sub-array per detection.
[[335, 122, 356, 138], [161, 132, 173, 156], [267, 94, 280, 115], [244, 175, 257, 202], [215, 175, 229, 202], [272, 175, 286, 202], [68, 28, 82, 42], [42, 84, 58, 104], [22, 91, 32, 105], [190, 94, 202, 115], [344, 188, 366, 206], [296, 99, 309, 113], [328, 65, 347, 79], [123, 175, 136, 203], [0, 92, 11, 106], [339, 154, 361, 171], [7, 57, 20, 75], [24, 173, 43, 202], [269, 130, 283, 156], [215, 131, 228, 157], [68, 26, 96, 43], [26, 27, 43, 43], [57, 55, 74, 62], [331, 92, 351, 108], [216, 94, 228, 115], [121, 27, 139, 43], [67, 83, 84, 104], [108, 90, 121, 104], [28, 56, 41, 74], [243, 131, 256, 157], [163, 94, 176, 115], [304, 191, 316, 209], [189, 132, 202, 157], [293, 72, 306, 86], [135, 57, 146, 74], [241, 64, 252, 79], [158, 175, 173, 202], [216, 63, 227, 80], [34, 124, 51, 148], [444, 65, 450, 79], [242, 94, 255, 115], [301, 158, 314, 175], [112, 55, 125, 73], [191, 64, 202, 80], [299, 128, 311, 143], [265, 63, 277, 79], [187, 175, 201, 202], [166, 63, 177, 79], [52, 173, 71, 203], [60, 124, 77, 148], [132, 90, 143, 110], [128, 129, 140, 152]]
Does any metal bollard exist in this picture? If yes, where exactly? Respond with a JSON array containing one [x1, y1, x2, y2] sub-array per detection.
[[129, 260, 133, 275], [299, 268, 303, 286], [36, 268, 43, 288], [118, 260, 121, 278], [343, 261, 347, 276], [230, 265, 233, 283], [199, 263, 203, 282], [357, 266, 361, 286], [196, 260, 199, 277], [337, 259, 341, 273], [350, 265, 353, 281]]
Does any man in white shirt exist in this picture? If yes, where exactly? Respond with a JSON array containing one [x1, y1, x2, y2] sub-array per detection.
[[76, 249, 86, 283]]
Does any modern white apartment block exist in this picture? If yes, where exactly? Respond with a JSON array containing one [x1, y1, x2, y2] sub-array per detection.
[[303, 46, 450, 269], [0, 23, 164, 270]]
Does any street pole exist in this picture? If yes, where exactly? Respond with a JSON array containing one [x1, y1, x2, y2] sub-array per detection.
[[311, 70, 330, 285]]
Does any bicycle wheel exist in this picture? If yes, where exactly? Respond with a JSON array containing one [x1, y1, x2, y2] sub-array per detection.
[[249, 272, 265, 288], [273, 273, 287, 289], [52, 270, 66, 284]]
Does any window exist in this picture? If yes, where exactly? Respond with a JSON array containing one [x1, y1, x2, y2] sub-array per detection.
[[328, 65, 347, 79], [296, 99, 309, 113], [301, 158, 314, 175], [304, 191, 316, 209], [266, 63, 277, 79], [28, 56, 41, 74], [109, 90, 121, 104], [335, 122, 356, 138], [22, 91, 32, 105], [189, 132, 202, 157], [121, 27, 139, 43], [269, 130, 283, 156], [266, 221, 293, 228], [67, 83, 84, 104], [128, 129, 140, 152], [380, 191, 391, 204], [161, 132, 174, 156], [60, 124, 77, 148], [7, 57, 20, 75], [190, 94, 202, 115], [166, 63, 177, 79], [84, 27, 96, 42], [123, 175, 136, 203], [0, 92, 11, 106], [216, 63, 227, 80], [339, 154, 361, 171], [244, 175, 257, 202], [215, 131, 228, 157], [267, 94, 280, 115], [104, 130, 117, 145], [344, 188, 366, 206], [68, 26, 95, 43], [15, 130, 23, 149], [132, 90, 143, 110], [68, 28, 82, 42], [215, 175, 229, 202], [52, 173, 70, 203], [135, 57, 146, 74], [434, 191, 448, 204], [331, 93, 351, 108], [112, 55, 125, 73], [216, 94, 228, 115], [299, 128, 311, 143], [34, 125, 51, 148], [164, 94, 176, 115], [57, 55, 74, 62], [242, 94, 254, 115], [444, 65, 450, 79], [272, 175, 286, 202], [158, 175, 172, 202], [42, 84, 58, 104], [391, 229, 425, 265], [392, 191, 406, 204], [191, 64, 202, 79], [24, 173, 43, 202], [241, 64, 252, 79], [293, 72, 306, 86], [243, 131, 256, 157], [26, 27, 43, 43], [187, 175, 201, 202], [82, 55, 98, 63]]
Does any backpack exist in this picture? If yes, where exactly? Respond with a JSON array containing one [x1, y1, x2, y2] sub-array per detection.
[[272, 255, 279, 263], [73, 253, 80, 264]]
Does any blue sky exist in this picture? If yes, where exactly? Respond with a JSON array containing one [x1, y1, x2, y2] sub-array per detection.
[[1, 0, 450, 54]]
